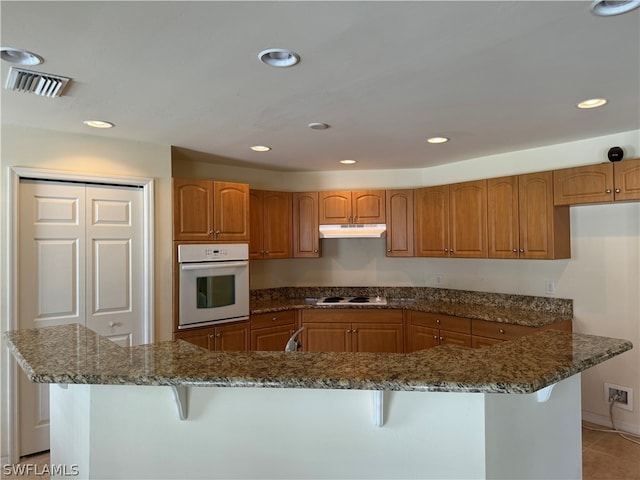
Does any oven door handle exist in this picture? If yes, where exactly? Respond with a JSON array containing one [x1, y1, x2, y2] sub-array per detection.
[[180, 261, 248, 271]]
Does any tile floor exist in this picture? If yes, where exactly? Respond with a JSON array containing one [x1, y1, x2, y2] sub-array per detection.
[[3, 424, 639, 479]]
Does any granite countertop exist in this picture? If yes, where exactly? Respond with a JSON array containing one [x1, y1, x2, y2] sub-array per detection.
[[249, 298, 570, 327], [4, 324, 631, 394]]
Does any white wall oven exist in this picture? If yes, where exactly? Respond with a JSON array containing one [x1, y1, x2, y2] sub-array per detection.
[[178, 244, 249, 329]]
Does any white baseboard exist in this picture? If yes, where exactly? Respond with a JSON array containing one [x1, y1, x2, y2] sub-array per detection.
[[582, 410, 640, 435]]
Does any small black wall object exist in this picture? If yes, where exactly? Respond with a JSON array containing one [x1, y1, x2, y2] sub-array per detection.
[[608, 146, 624, 162]]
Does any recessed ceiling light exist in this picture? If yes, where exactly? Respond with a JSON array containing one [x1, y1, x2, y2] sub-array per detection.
[[577, 98, 608, 109], [340, 159, 357, 165], [83, 120, 114, 129], [308, 122, 330, 130], [427, 137, 449, 144], [0, 47, 43, 66], [258, 48, 300, 68], [250, 145, 271, 152], [591, 0, 640, 16]]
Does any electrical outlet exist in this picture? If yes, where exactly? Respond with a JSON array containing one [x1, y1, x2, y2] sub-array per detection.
[[435, 274, 444, 286], [604, 382, 634, 411], [545, 280, 556, 295]]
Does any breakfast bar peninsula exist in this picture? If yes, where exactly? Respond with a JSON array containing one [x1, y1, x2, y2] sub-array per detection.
[[4, 324, 632, 480]]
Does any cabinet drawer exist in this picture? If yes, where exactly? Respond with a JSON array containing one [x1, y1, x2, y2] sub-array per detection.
[[251, 310, 295, 329], [302, 309, 402, 324], [471, 320, 536, 341], [408, 311, 471, 334]]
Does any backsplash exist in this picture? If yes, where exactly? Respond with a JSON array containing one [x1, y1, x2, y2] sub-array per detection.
[[250, 286, 573, 316]]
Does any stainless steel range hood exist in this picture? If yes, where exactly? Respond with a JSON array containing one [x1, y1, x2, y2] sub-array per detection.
[[319, 224, 386, 239]]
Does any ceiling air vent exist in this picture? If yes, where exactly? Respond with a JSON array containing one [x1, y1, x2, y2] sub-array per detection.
[[4, 66, 71, 98]]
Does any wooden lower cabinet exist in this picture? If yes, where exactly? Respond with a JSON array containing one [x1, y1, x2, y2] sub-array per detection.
[[470, 318, 572, 347], [174, 321, 250, 351], [250, 310, 297, 351], [301, 309, 403, 353], [405, 311, 472, 352]]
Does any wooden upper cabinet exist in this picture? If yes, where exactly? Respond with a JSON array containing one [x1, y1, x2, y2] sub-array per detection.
[[488, 176, 520, 259], [214, 181, 250, 242], [414, 180, 487, 258], [319, 190, 385, 224], [414, 185, 449, 257], [173, 178, 249, 242], [385, 189, 414, 256], [553, 158, 640, 205], [250, 190, 292, 259], [173, 178, 214, 241], [293, 192, 320, 258], [613, 158, 640, 201], [518, 171, 570, 259], [449, 180, 487, 258]]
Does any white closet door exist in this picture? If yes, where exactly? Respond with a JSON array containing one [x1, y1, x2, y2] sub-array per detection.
[[17, 179, 144, 456], [85, 184, 144, 347]]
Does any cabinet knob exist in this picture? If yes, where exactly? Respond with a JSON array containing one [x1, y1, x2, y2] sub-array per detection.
[[439, 336, 444, 341], [354, 216, 358, 223], [606, 189, 612, 194], [208, 334, 215, 338], [519, 249, 524, 253], [436, 319, 441, 324], [433, 335, 439, 340], [209, 230, 214, 234], [615, 188, 621, 194], [265, 251, 269, 254], [272, 317, 277, 321], [313, 249, 318, 253], [216, 333, 221, 337], [499, 328, 505, 334], [512, 249, 518, 253], [387, 249, 391, 252], [444, 248, 449, 252]]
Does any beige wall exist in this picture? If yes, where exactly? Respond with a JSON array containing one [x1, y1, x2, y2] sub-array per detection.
[[176, 129, 640, 432]]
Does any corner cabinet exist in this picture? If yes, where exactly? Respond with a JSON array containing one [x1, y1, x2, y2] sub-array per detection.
[[553, 158, 640, 205], [249, 190, 292, 259], [173, 178, 250, 242], [319, 190, 385, 224], [385, 189, 414, 256], [414, 180, 487, 258], [292, 192, 321, 257], [488, 172, 570, 260], [174, 321, 250, 351]]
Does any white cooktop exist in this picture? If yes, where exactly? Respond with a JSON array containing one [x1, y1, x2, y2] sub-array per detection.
[[315, 296, 387, 306]]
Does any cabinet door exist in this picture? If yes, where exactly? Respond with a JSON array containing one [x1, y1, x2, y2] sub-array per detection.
[[553, 163, 613, 206], [449, 180, 487, 258], [319, 191, 351, 224], [174, 327, 214, 350], [518, 171, 570, 259], [262, 191, 292, 258], [249, 190, 264, 258], [353, 323, 403, 353], [385, 190, 414, 256], [293, 192, 320, 258], [213, 181, 250, 242], [471, 336, 503, 348], [405, 324, 439, 352], [173, 179, 213, 241], [614, 158, 640, 201], [414, 185, 449, 257], [302, 322, 351, 352], [251, 325, 295, 351], [214, 322, 250, 351], [352, 190, 385, 224], [487, 176, 520, 259]]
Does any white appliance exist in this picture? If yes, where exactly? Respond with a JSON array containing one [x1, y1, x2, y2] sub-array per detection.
[[315, 296, 387, 306], [178, 244, 249, 329]]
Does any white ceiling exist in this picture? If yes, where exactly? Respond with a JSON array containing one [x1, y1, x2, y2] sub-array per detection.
[[1, 1, 639, 172]]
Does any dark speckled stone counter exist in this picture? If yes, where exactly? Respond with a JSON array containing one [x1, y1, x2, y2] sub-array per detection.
[[249, 286, 573, 327], [4, 323, 631, 394]]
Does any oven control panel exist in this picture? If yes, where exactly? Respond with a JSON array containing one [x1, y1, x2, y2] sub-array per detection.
[[178, 243, 249, 263]]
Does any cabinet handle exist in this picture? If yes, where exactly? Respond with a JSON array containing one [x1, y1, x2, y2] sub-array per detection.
[[439, 336, 444, 341], [433, 335, 439, 340], [209, 230, 214, 234], [615, 188, 621, 194], [272, 317, 277, 321], [499, 329, 505, 334], [606, 189, 612, 194], [519, 249, 524, 253], [444, 248, 449, 252], [512, 249, 518, 253], [313, 249, 318, 253], [208, 334, 215, 338], [387, 249, 391, 252], [265, 251, 269, 254], [436, 319, 441, 324], [216, 333, 221, 337]]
